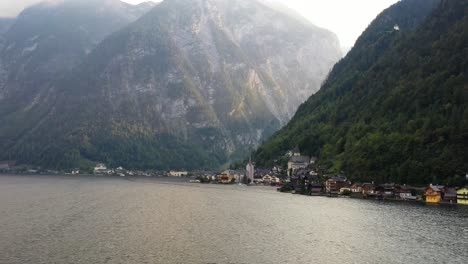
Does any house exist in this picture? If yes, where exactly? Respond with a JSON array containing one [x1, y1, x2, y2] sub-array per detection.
[[457, 188, 468, 205], [287, 152, 310, 176], [94, 163, 107, 174], [395, 186, 415, 200], [325, 176, 348, 194], [443, 188, 457, 203], [350, 183, 363, 193], [254, 169, 270, 179], [379, 183, 396, 198], [217, 172, 236, 184], [168, 171, 188, 177], [261, 175, 280, 185], [349, 183, 364, 198], [262, 175, 273, 184], [218, 170, 245, 183], [361, 183, 376, 197], [271, 176, 281, 185], [309, 183, 323, 195], [425, 185, 445, 203]]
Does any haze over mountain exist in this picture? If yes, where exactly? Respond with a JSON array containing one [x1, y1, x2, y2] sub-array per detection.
[[255, 0, 468, 185], [0, 0, 342, 170], [1, 0, 402, 51]]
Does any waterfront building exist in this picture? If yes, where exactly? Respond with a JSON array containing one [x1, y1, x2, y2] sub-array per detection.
[[309, 183, 323, 195], [443, 188, 457, 203], [94, 163, 107, 174], [377, 183, 396, 198], [457, 188, 468, 205], [350, 183, 362, 193], [425, 185, 444, 203], [168, 171, 188, 177], [217, 173, 234, 184], [361, 183, 376, 197], [262, 175, 271, 184], [395, 186, 415, 200], [325, 176, 348, 194], [219, 170, 245, 183]]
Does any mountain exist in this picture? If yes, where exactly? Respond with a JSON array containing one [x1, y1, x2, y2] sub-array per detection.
[[0, 0, 156, 102], [0, 18, 14, 35], [0, 0, 156, 167], [254, 0, 468, 185], [0, 0, 342, 171], [0, 18, 14, 50]]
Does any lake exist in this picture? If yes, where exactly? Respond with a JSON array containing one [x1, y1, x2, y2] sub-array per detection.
[[0, 174, 467, 264]]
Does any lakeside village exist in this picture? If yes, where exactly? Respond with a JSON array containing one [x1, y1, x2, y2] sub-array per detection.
[[1, 147, 467, 205]]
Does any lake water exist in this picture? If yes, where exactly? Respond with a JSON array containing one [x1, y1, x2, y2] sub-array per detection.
[[0, 174, 467, 264]]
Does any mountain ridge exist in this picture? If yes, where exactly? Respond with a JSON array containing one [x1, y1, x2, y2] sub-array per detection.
[[0, 0, 342, 170], [254, 0, 467, 185]]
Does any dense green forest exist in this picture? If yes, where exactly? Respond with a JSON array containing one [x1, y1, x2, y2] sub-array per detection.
[[254, 0, 468, 185]]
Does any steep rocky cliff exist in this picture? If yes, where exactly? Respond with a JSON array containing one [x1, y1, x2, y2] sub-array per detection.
[[1, 0, 342, 170]]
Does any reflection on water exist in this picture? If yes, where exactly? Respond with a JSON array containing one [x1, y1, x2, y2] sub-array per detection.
[[0, 175, 467, 264]]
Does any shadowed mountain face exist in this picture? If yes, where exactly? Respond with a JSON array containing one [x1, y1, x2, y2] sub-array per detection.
[[255, 0, 468, 185], [0, 18, 14, 35], [0, 0, 342, 170]]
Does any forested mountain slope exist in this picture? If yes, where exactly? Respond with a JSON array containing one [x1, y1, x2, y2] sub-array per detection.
[[255, 0, 467, 185]]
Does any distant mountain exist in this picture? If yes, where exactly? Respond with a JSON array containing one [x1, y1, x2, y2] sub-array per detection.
[[0, 0, 156, 165], [0, 0, 155, 98], [0, 0, 342, 170], [255, 0, 467, 185]]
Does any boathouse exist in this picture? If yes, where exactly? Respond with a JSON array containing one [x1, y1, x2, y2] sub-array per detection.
[[457, 188, 468, 205], [425, 185, 444, 203]]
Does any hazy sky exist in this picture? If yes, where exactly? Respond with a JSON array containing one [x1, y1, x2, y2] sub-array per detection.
[[0, 0, 400, 48]]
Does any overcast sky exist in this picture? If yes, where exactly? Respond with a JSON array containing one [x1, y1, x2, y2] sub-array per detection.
[[0, 0, 399, 48]]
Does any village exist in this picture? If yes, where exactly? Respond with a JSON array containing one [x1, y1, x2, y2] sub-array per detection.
[[1, 149, 467, 206], [189, 147, 468, 206]]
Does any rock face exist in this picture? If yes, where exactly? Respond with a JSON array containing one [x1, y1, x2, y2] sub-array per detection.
[[0, 0, 342, 170]]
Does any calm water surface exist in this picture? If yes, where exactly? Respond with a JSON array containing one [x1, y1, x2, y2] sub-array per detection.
[[0, 174, 467, 264]]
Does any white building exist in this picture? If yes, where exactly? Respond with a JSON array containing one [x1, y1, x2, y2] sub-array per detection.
[[168, 171, 188, 177], [94, 163, 107, 174]]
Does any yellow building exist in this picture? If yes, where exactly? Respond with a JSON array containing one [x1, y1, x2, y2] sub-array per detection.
[[217, 173, 236, 184], [425, 185, 443, 203], [457, 188, 468, 205]]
